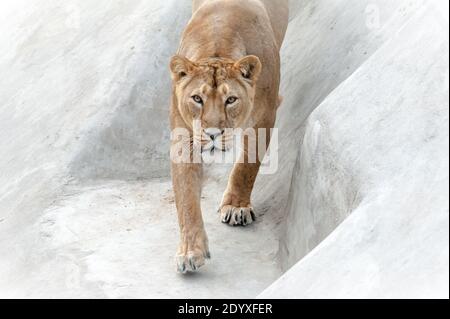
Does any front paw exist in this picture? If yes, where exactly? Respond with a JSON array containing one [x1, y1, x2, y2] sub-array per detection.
[[176, 230, 210, 274], [219, 205, 256, 226]]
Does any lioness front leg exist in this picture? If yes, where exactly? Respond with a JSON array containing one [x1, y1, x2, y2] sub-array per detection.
[[220, 162, 259, 226], [172, 162, 210, 273], [219, 126, 270, 226], [220, 122, 274, 226]]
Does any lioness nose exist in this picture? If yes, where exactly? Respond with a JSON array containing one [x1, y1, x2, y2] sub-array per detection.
[[204, 128, 224, 141]]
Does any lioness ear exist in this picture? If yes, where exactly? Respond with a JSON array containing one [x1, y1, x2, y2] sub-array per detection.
[[170, 55, 197, 81], [234, 55, 262, 83]]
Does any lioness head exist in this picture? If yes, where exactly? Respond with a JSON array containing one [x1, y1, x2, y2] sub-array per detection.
[[170, 55, 262, 152]]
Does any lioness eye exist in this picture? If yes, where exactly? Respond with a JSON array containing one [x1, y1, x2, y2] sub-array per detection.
[[192, 95, 203, 105], [226, 96, 238, 105]]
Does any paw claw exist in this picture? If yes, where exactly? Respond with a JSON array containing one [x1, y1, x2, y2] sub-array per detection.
[[176, 256, 187, 274], [189, 257, 197, 271], [250, 209, 256, 221], [222, 211, 231, 223]]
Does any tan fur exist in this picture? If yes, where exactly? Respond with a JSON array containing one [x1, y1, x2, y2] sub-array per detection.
[[170, 0, 289, 273]]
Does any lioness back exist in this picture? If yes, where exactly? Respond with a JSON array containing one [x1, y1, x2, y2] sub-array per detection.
[[181, 0, 289, 92], [192, 0, 289, 49]]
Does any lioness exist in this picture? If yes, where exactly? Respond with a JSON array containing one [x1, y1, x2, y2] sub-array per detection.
[[169, 0, 289, 273]]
